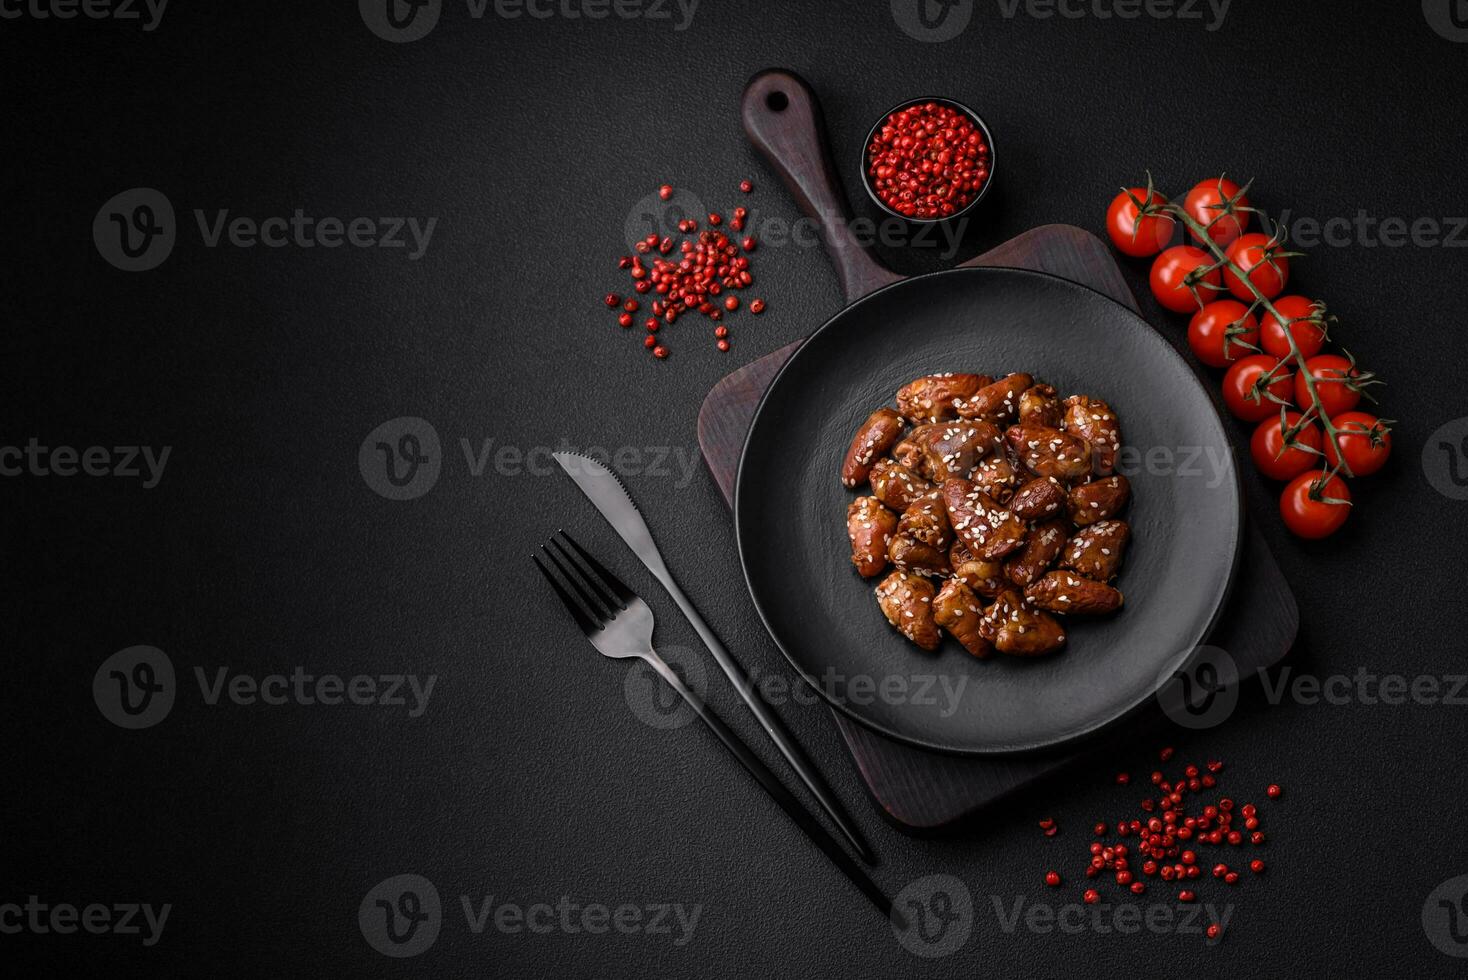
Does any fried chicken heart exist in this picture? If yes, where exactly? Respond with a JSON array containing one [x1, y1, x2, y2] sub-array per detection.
[[1025, 569, 1124, 615], [875, 571, 941, 651], [846, 496, 897, 578], [942, 477, 1027, 560], [934, 578, 993, 658]]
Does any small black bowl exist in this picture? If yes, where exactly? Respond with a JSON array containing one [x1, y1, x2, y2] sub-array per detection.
[[859, 96, 996, 225]]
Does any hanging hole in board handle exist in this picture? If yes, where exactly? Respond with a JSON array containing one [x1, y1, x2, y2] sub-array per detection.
[[765, 90, 789, 112]]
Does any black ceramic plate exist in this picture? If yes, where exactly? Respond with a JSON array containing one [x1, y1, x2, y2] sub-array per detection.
[[734, 267, 1242, 755]]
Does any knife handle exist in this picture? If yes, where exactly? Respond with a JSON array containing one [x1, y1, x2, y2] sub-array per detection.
[[654, 572, 877, 866], [644, 650, 896, 923]]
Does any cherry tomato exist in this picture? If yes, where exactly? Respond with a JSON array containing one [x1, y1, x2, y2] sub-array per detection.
[[1184, 177, 1251, 247], [1280, 470, 1351, 539], [1250, 411, 1322, 481], [1324, 411, 1392, 476], [1150, 245, 1221, 314], [1295, 354, 1361, 417], [1224, 233, 1289, 301], [1222, 354, 1294, 422], [1107, 187, 1176, 257], [1188, 300, 1260, 368], [1259, 295, 1326, 359]]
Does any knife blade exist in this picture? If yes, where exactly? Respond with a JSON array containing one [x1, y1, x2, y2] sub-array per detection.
[[553, 451, 876, 865]]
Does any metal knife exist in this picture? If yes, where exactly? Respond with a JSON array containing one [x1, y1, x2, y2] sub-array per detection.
[[553, 451, 876, 865]]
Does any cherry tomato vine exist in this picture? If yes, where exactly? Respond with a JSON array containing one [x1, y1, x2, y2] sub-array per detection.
[[1105, 175, 1394, 537]]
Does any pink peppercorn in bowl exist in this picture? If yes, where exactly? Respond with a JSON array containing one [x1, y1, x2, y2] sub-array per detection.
[[861, 97, 996, 224]]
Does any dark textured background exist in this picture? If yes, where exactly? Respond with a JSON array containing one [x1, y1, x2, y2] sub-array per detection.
[[8, 0, 1468, 975]]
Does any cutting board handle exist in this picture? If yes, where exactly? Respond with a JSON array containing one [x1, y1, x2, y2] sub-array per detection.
[[742, 69, 903, 305]]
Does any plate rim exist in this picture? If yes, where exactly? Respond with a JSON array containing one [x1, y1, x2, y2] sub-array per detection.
[[732, 264, 1244, 756]]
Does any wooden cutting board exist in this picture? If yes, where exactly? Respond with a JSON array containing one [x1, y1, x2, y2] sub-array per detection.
[[694, 70, 1298, 831]]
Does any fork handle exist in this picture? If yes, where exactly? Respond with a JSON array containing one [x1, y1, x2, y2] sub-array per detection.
[[653, 575, 876, 866], [643, 651, 899, 925]]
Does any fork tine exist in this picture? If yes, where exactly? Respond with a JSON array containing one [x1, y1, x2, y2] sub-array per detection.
[[556, 530, 634, 606], [551, 536, 619, 613], [532, 554, 599, 635], [542, 543, 612, 625]]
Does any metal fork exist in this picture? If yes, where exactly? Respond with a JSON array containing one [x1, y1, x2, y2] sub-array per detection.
[[533, 530, 899, 925]]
